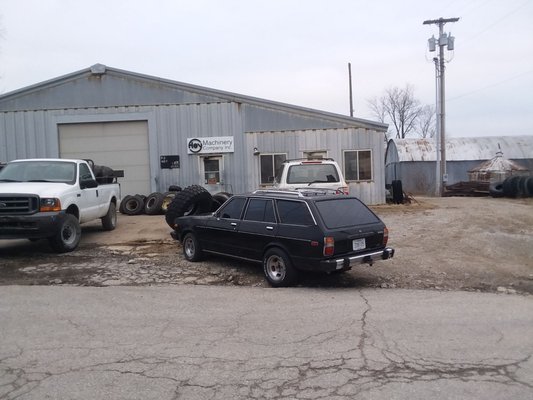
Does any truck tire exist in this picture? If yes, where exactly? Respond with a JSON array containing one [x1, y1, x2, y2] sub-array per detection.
[[165, 185, 212, 229], [489, 181, 504, 198], [144, 192, 165, 215], [48, 214, 81, 253], [93, 165, 115, 184], [168, 185, 182, 192], [527, 176, 533, 197], [101, 202, 117, 230], [211, 192, 233, 211], [119, 195, 131, 214], [160, 192, 176, 214], [122, 195, 145, 215]]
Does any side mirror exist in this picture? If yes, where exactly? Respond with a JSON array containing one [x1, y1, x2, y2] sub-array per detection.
[[80, 179, 98, 189]]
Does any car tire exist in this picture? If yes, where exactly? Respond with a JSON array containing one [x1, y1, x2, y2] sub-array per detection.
[[165, 185, 212, 229], [122, 194, 145, 215], [144, 192, 165, 215], [263, 247, 298, 287], [101, 202, 117, 230], [48, 214, 81, 253], [182, 232, 203, 262]]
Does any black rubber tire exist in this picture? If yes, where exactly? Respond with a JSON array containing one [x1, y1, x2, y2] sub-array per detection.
[[93, 165, 115, 184], [101, 202, 117, 231], [182, 232, 203, 262], [503, 176, 521, 198], [168, 185, 182, 192], [160, 191, 176, 214], [263, 247, 298, 287], [489, 181, 505, 198], [527, 176, 533, 197], [48, 214, 81, 253], [518, 176, 529, 198], [165, 185, 213, 229], [119, 195, 131, 214], [122, 194, 145, 215], [211, 192, 232, 211], [144, 192, 165, 215]]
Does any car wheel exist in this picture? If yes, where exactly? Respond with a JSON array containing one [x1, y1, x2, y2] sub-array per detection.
[[182, 232, 203, 261], [48, 214, 81, 253], [144, 192, 165, 215], [263, 248, 298, 287], [101, 202, 117, 231], [165, 185, 212, 229]]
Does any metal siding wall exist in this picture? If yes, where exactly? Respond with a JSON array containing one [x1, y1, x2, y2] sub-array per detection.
[[244, 127, 386, 204]]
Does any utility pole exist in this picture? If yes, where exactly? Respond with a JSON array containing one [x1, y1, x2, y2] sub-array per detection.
[[348, 62, 354, 117], [423, 17, 459, 196]]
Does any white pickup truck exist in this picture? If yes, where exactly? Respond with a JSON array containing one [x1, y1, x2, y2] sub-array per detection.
[[0, 158, 120, 252]]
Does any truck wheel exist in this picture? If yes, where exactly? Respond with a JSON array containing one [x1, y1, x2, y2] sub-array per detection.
[[182, 232, 203, 261], [165, 185, 212, 229], [263, 248, 298, 287], [122, 195, 144, 215], [144, 192, 164, 215], [101, 202, 117, 231], [48, 214, 81, 253]]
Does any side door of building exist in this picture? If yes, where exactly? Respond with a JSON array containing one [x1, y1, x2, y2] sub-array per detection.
[[202, 196, 247, 256], [236, 198, 278, 261]]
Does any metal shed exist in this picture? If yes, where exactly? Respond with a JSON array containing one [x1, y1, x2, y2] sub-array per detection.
[[385, 136, 533, 195], [0, 64, 388, 204]]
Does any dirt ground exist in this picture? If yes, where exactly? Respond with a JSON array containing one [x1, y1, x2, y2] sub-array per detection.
[[1, 196, 532, 294]]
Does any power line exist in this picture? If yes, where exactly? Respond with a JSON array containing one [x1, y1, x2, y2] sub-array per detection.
[[448, 68, 533, 101]]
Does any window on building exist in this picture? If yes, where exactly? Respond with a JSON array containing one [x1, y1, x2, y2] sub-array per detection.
[[343, 150, 372, 181], [260, 153, 286, 185], [203, 157, 220, 184]]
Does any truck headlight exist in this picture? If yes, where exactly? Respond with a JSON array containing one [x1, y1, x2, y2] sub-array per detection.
[[40, 198, 62, 212]]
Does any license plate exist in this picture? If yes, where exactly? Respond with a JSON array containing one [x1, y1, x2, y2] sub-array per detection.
[[352, 238, 366, 251]]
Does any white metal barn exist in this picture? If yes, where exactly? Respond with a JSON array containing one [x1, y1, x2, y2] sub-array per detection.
[[0, 64, 388, 204]]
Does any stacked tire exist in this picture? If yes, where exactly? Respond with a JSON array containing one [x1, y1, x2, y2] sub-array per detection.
[[165, 186, 233, 229], [119, 186, 182, 216], [490, 176, 533, 198]]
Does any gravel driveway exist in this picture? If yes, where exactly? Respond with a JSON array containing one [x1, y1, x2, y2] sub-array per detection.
[[1, 196, 532, 294]]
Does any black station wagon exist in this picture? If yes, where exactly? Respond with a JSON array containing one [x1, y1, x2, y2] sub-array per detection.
[[171, 189, 394, 287]]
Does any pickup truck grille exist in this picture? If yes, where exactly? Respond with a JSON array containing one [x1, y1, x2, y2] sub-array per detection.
[[0, 195, 39, 215]]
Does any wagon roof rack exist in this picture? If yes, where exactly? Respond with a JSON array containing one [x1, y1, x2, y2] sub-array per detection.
[[282, 157, 335, 163], [252, 188, 339, 197]]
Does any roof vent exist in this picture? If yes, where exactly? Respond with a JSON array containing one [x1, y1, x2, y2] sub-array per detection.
[[90, 63, 106, 75]]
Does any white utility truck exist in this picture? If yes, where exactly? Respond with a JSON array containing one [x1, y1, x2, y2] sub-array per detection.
[[0, 158, 120, 252]]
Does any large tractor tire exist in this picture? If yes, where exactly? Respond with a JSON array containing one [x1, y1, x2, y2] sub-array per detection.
[[165, 185, 212, 229], [144, 192, 165, 215]]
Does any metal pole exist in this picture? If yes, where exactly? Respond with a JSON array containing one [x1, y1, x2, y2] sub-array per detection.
[[439, 24, 447, 196], [348, 63, 354, 117], [434, 57, 441, 196]]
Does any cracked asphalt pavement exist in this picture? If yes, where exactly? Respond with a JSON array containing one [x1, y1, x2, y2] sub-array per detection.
[[1, 286, 532, 399]]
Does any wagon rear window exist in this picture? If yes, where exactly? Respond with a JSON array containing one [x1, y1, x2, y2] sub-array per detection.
[[315, 198, 379, 228]]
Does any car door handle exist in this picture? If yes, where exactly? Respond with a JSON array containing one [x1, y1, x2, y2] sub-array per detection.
[[231, 222, 237, 226], [266, 226, 274, 230]]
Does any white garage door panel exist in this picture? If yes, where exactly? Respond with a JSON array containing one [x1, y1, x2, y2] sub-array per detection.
[[59, 121, 150, 196]]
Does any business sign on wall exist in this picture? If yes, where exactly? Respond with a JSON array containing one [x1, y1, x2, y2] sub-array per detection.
[[187, 136, 234, 154]]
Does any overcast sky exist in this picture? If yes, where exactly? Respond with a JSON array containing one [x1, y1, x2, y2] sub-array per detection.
[[1, 0, 532, 138]]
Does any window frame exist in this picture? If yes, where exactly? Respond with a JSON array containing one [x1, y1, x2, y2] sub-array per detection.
[[259, 153, 287, 186], [343, 149, 373, 182]]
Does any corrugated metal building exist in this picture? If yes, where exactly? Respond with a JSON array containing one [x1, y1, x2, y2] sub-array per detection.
[[0, 64, 388, 204], [385, 136, 533, 195]]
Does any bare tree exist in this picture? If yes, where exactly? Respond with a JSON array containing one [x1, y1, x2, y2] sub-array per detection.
[[367, 84, 425, 139], [418, 105, 436, 138]]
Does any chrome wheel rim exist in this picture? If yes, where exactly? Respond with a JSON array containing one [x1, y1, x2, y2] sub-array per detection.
[[184, 237, 195, 259], [266, 254, 286, 283]]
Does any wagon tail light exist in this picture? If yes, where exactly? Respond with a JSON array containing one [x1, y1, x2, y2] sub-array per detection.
[[323, 236, 335, 256], [337, 186, 349, 195], [40, 198, 62, 212], [383, 227, 389, 246]]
